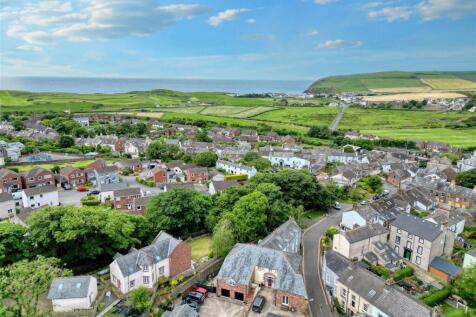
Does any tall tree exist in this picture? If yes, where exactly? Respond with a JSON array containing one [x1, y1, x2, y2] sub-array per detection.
[[192, 151, 218, 167], [0, 222, 30, 266], [230, 191, 268, 243], [454, 264, 476, 307], [212, 216, 236, 258], [145, 141, 182, 161], [0, 256, 71, 317]]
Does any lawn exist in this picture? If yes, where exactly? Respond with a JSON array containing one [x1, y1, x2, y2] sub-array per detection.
[[442, 303, 474, 317], [200, 106, 250, 116], [228, 106, 276, 118], [188, 235, 212, 262], [252, 106, 338, 127], [7, 159, 115, 172]]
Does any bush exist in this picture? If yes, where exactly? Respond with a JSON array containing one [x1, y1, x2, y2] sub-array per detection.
[[80, 196, 100, 206], [393, 266, 414, 282], [135, 177, 155, 187], [421, 286, 452, 307], [369, 264, 390, 279], [224, 174, 248, 181]]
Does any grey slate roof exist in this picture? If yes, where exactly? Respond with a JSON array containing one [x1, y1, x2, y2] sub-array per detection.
[[343, 223, 388, 244], [48, 276, 95, 300], [23, 185, 57, 196], [113, 187, 141, 197], [216, 243, 307, 298], [114, 231, 180, 277], [0, 192, 13, 203], [468, 248, 476, 257], [258, 219, 302, 254], [392, 213, 442, 241], [211, 180, 239, 193], [430, 257, 461, 278], [163, 304, 198, 317], [324, 250, 350, 275]]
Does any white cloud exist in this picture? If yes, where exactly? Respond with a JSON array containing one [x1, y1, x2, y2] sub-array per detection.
[[368, 6, 412, 22], [417, 0, 475, 21], [301, 29, 319, 37], [363, 2, 383, 9], [316, 39, 363, 49], [16, 44, 43, 52], [208, 8, 249, 27], [1, 0, 208, 44], [314, 0, 338, 4], [247, 18, 256, 24]]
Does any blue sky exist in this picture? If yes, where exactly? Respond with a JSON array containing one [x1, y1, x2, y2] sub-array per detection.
[[1, 0, 475, 80]]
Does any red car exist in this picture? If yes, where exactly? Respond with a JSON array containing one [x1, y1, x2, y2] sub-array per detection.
[[190, 287, 208, 298], [76, 185, 88, 192]]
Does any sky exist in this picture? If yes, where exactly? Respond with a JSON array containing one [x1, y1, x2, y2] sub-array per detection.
[[0, 0, 475, 80]]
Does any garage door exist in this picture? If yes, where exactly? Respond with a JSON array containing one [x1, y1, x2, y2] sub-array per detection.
[[221, 289, 230, 297], [234, 292, 244, 301]]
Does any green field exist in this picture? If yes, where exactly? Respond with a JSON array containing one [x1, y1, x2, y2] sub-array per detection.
[[307, 71, 476, 93], [252, 106, 338, 126]]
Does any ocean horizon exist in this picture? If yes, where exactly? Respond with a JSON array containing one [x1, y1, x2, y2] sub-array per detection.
[[0, 76, 312, 95]]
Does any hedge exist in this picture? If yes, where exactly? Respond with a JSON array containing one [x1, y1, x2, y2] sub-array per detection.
[[136, 177, 155, 187], [369, 264, 390, 279], [421, 286, 452, 307], [80, 196, 100, 206], [224, 174, 248, 181], [393, 266, 414, 282]]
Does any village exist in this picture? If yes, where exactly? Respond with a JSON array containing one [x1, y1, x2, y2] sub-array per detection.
[[0, 112, 475, 317]]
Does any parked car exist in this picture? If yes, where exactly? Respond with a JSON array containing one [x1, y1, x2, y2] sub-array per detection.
[[76, 185, 88, 192], [360, 200, 368, 205], [334, 201, 341, 210], [185, 300, 200, 313], [87, 189, 100, 196], [62, 183, 72, 190], [190, 286, 208, 298], [187, 291, 205, 304], [252, 295, 266, 313]]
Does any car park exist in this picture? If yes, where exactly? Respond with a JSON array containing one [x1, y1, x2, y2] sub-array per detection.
[[251, 295, 266, 313]]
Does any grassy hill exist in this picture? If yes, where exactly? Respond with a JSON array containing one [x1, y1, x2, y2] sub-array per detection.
[[306, 71, 476, 93]]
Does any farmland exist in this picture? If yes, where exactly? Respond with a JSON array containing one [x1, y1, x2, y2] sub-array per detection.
[[362, 92, 466, 102]]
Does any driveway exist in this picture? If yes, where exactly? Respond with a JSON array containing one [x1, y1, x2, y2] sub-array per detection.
[[121, 175, 162, 195], [247, 288, 305, 317], [200, 295, 245, 317], [302, 207, 346, 317], [59, 188, 87, 206]]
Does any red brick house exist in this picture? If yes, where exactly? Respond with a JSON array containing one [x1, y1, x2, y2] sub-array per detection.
[[387, 169, 411, 188], [115, 159, 142, 173], [59, 166, 85, 187], [0, 168, 22, 193], [184, 166, 208, 183], [112, 187, 142, 211], [131, 196, 150, 215], [87, 158, 107, 170], [215, 219, 307, 312], [21, 167, 55, 189], [140, 167, 168, 185]]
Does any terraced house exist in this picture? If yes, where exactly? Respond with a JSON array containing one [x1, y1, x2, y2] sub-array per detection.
[[59, 166, 85, 187], [21, 167, 54, 188], [110, 231, 191, 294], [0, 168, 22, 193]]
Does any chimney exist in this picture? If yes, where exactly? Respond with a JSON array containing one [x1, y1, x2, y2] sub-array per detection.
[[450, 180, 455, 188]]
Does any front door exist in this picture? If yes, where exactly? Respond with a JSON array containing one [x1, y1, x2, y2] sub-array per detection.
[[265, 276, 274, 288], [403, 248, 412, 260]]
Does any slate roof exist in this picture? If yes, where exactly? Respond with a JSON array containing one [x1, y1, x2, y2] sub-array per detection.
[[163, 304, 198, 317], [23, 185, 57, 196], [113, 231, 180, 277], [0, 168, 19, 178], [324, 250, 350, 275], [430, 257, 461, 278], [391, 213, 442, 241], [343, 223, 388, 244], [113, 187, 141, 197], [0, 192, 13, 203], [22, 167, 51, 178], [48, 276, 95, 300], [216, 243, 307, 298], [95, 165, 118, 174], [211, 180, 239, 193], [258, 219, 302, 254]]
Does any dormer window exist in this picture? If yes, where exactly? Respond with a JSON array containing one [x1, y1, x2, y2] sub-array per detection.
[[143, 265, 149, 272]]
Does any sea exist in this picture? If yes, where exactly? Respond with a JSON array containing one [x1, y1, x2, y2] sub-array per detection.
[[0, 77, 312, 94]]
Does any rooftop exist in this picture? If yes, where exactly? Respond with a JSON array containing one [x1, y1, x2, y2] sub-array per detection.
[[48, 276, 95, 300], [391, 213, 442, 241]]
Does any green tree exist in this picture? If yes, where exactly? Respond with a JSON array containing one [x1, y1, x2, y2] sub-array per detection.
[[454, 264, 476, 307], [358, 175, 383, 193], [456, 168, 476, 189], [145, 141, 182, 161], [0, 256, 72, 317], [50, 165, 60, 174], [129, 287, 152, 313], [196, 129, 212, 142], [146, 188, 213, 237], [206, 186, 250, 231], [0, 222, 30, 266], [254, 183, 292, 231], [12, 119, 24, 131], [229, 191, 268, 242], [192, 151, 218, 167], [57, 135, 74, 148], [212, 216, 236, 258], [250, 158, 272, 171]]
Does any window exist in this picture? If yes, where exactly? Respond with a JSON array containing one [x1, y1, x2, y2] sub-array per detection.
[[408, 234, 413, 239], [39, 194, 43, 198], [341, 289, 347, 297], [416, 256, 421, 265], [143, 265, 149, 272], [159, 266, 164, 275], [282, 296, 289, 305], [406, 241, 412, 249], [29, 196, 34, 200], [394, 246, 399, 253], [112, 275, 116, 282], [129, 280, 135, 288], [351, 295, 356, 300], [143, 276, 149, 284], [397, 228, 401, 234], [395, 236, 401, 245], [419, 238, 424, 244], [417, 246, 423, 255], [363, 303, 368, 312]]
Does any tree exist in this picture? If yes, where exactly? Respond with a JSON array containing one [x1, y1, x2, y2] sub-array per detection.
[[0, 222, 30, 267], [192, 151, 218, 167], [196, 129, 212, 142], [251, 158, 272, 171], [146, 188, 213, 237], [454, 264, 476, 307], [27, 206, 150, 265], [145, 141, 183, 161], [57, 135, 74, 148], [254, 183, 291, 231], [129, 287, 152, 313], [456, 168, 476, 189], [358, 175, 382, 193], [229, 191, 268, 243], [50, 165, 60, 174], [212, 217, 235, 258], [206, 186, 250, 231], [0, 256, 72, 317], [12, 119, 24, 131]]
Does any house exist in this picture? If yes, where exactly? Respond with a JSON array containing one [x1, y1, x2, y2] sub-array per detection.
[[184, 166, 208, 183], [332, 224, 388, 261], [98, 183, 128, 203], [335, 264, 432, 317], [327, 150, 358, 164], [21, 186, 59, 209], [110, 231, 192, 294], [208, 180, 239, 195], [389, 213, 451, 271], [457, 150, 476, 172], [140, 167, 168, 186], [59, 166, 86, 187], [266, 152, 310, 170], [387, 169, 411, 188], [86, 165, 119, 188], [87, 158, 107, 170], [402, 187, 436, 212], [48, 276, 97, 312], [21, 167, 55, 188], [321, 250, 351, 298], [330, 170, 359, 187], [215, 219, 308, 312], [216, 160, 257, 178], [112, 187, 143, 211], [429, 257, 461, 282], [418, 180, 476, 209], [0, 168, 22, 193], [0, 192, 15, 220], [131, 196, 150, 215], [73, 117, 90, 126], [115, 159, 143, 173], [124, 138, 149, 157], [340, 210, 367, 231], [9, 207, 34, 226], [417, 140, 451, 153], [463, 249, 476, 268]]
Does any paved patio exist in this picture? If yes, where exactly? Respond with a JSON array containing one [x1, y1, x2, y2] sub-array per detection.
[[247, 289, 306, 317], [200, 294, 246, 317]]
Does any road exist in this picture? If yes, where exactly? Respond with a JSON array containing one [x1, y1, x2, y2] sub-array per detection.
[[303, 206, 348, 317], [329, 103, 347, 131]]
